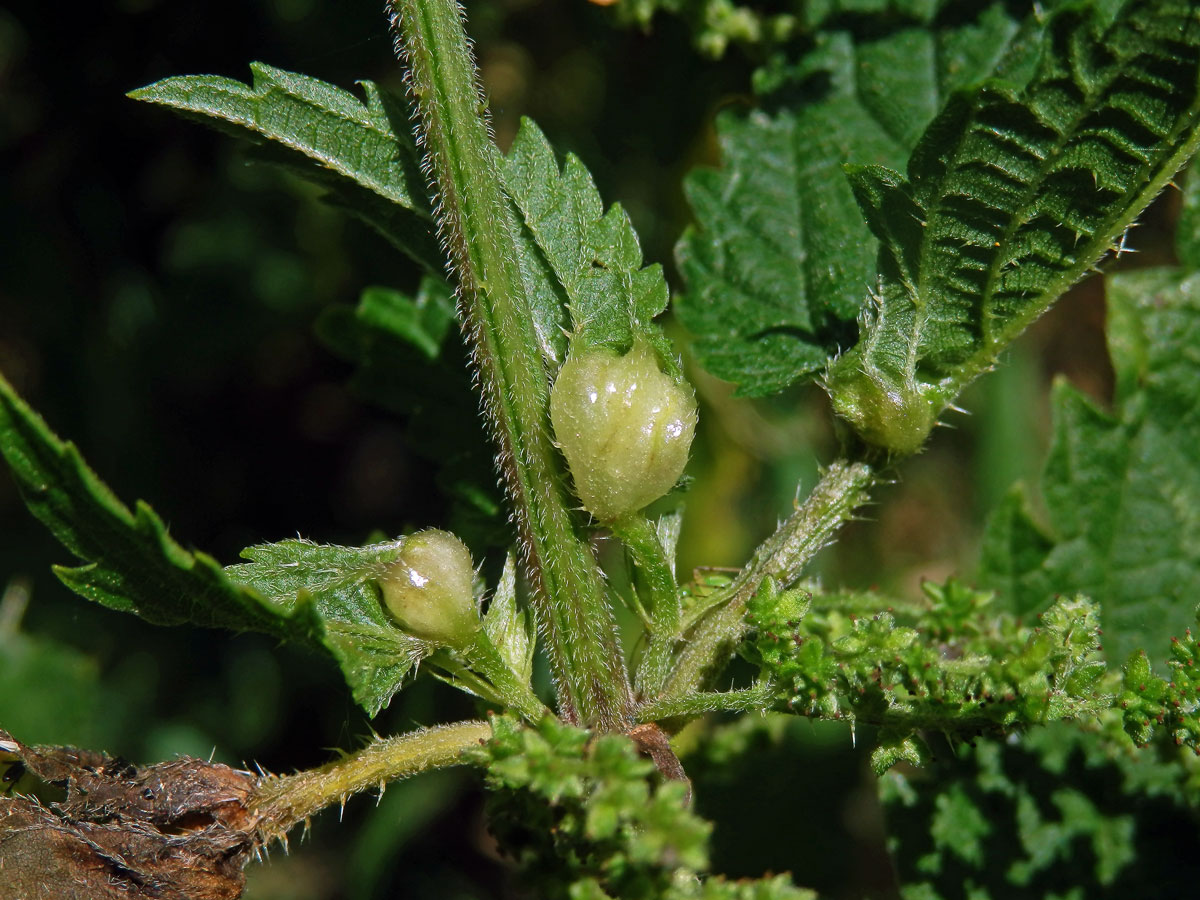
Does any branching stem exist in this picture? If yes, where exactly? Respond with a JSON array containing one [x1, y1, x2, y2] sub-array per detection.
[[638, 685, 775, 722]]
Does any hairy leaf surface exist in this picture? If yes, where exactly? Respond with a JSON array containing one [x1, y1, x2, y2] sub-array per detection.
[[676, 2, 1056, 396], [227, 539, 431, 715], [481, 552, 535, 689], [130, 63, 444, 272], [502, 119, 671, 367], [826, 0, 1200, 451]]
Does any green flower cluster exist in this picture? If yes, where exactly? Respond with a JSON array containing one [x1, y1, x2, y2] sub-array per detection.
[[1118, 633, 1200, 750], [744, 580, 1112, 773], [472, 716, 814, 900], [746, 577, 1200, 774]]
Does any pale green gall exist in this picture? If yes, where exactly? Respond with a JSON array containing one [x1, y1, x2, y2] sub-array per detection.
[[550, 339, 698, 522], [826, 368, 939, 456], [379, 529, 478, 648]]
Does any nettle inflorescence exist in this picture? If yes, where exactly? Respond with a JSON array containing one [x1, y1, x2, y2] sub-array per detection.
[[748, 580, 1108, 771], [473, 716, 814, 900], [1118, 631, 1200, 750], [746, 578, 1200, 771]]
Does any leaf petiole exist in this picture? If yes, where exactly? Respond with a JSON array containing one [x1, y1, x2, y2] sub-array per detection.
[[659, 461, 875, 703]]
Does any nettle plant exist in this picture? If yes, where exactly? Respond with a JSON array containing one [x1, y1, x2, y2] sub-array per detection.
[[3, 0, 1200, 897]]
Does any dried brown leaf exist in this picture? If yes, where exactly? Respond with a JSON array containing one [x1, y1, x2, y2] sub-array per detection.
[[0, 730, 261, 900]]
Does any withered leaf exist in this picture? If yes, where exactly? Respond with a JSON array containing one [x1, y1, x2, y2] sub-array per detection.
[[0, 730, 261, 899]]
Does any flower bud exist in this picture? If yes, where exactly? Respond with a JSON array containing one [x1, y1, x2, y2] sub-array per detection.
[[550, 339, 697, 522], [379, 530, 478, 648]]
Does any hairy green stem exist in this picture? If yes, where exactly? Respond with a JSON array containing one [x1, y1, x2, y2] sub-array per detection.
[[659, 461, 876, 703], [387, 0, 633, 731], [638, 685, 775, 722], [611, 514, 682, 698], [458, 630, 550, 723], [251, 720, 491, 840]]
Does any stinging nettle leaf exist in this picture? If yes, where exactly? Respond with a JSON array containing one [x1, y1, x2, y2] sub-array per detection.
[[481, 551, 535, 688], [982, 147, 1200, 667], [129, 62, 444, 273], [228, 538, 432, 716], [676, 2, 1056, 397], [501, 118, 671, 368], [676, 40, 898, 398], [825, 0, 1200, 453], [130, 62, 421, 208], [0, 371, 313, 640], [981, 266, 1200, 668]]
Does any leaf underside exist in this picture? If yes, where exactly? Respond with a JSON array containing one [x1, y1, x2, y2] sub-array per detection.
[[129, 62, 445, 272]]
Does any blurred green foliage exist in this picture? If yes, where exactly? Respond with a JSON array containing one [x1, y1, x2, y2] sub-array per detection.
[[882, 724, 1200, 899]]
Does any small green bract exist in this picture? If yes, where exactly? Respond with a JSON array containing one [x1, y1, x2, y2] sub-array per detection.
[[550, 340, 697, 522]]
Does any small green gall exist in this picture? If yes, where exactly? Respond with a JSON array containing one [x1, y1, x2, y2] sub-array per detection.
[[550, 339, 697, 522], [826, 368, 939, 456], [379, 530, 478, 648]]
